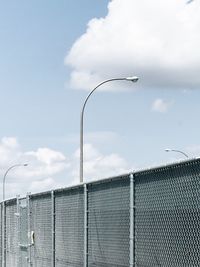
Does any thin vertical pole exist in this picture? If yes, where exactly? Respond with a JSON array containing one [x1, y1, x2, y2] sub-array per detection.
[[0, 203, 2, 267], [51, 190, 55, 267], [84, 184, 88, 267], [1, 201, 3, 267], [26, 193, 31, 267], [130, 173, 135, 267], [2, 201, 6, 267], [16, 195, 20, 267]]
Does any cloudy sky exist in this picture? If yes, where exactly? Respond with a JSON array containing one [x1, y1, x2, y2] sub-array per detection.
[[1, 0, 200, 199]]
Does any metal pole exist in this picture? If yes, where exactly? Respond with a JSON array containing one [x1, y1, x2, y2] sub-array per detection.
[[80, 76, 139, 183], [130, 173, 134, 267], [84, 184, 88, 267], [2, 201, 6, 267], [26, 193, 31, 267], [0, 202, 2, 267], [16, 195, 20, 267], [51, 190, 55, 267]]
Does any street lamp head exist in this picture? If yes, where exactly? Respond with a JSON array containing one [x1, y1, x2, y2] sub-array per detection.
[[165, 148, 171, 152], [125, 76, 139, 82]]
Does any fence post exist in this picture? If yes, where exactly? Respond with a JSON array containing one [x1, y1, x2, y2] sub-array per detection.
[[130, 173, 135, 267], [51, 190, 55, 267], [2, 201, 6, 267], [16, 195, 20, 267], [26, 193, 32, 267], [84, 184, 88, 267], [0, 202, 3, 267]]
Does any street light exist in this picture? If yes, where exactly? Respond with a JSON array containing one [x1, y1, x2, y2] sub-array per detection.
[[165, 148, 189, 159], [2, 163, 28, 201], [2, 163, 28, 267], [80, 76, 139, 183]]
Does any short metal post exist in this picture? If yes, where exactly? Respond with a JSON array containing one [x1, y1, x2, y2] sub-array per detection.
[[2, 201, 6, 267], [26, 193, 32, 267], [0, 203, 2, 267], [130, 173, 135, 267], [51, 190, 55, 267], [84, 184, 88, 267], [16, 195, 20, 267]]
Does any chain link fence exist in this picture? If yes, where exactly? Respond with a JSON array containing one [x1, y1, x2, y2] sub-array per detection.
[[134, 159, 200, 266], [0, 158, 200, 266]]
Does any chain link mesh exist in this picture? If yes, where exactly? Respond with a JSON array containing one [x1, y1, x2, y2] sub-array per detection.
[[135, 160, 200, 266], [88, 176, 130, 267], [5, 199, 18, 266], [30, 193, 52, 266], [1, 159, 200, 266], [55, 187, 84, 267], [18, 198, 28, 267], [0, 203, 2, 266]]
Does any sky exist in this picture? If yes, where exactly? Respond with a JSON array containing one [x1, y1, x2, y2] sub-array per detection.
[[1, 0, 200, 199]]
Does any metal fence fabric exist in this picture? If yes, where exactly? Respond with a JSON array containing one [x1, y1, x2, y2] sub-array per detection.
[[55, 187, 84, 267], [1, 158, 200, 266], [5, 199, 18, 267], [30, 193, 52, 267], [18, 197, 29, 267], [0, 203, 2, 266], [134, 160, 200, 267], [87, 176, 130, 267]]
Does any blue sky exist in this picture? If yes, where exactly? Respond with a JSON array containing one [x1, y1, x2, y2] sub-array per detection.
[[1, 0, 200, 199]]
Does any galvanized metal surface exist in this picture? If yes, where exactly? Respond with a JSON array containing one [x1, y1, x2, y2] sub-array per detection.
[[129, 173, 134, 267], [18, 198, 28, 267], [30, 193, 52, 266], [5, 200, 18, 266], [87, 176, 130, 267], [55, 186, 84, 267], [84, 184, 88, 267], [134, 159, 200, 266], [51, 190, 55, 267], [0, 158, 200, 267], [0, 203, 2, 266]]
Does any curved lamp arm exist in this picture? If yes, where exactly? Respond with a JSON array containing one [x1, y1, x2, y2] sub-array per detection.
[[80, 76, 139, 183], [3, 163, 28, 201], [165, 148, 189, 159]]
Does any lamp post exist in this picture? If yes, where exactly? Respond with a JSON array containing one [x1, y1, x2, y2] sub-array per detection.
[[2, 163, 28, 267], [80, 76, 139, 183], [3, 163, 28, 201], [165, 148, 189, 159]]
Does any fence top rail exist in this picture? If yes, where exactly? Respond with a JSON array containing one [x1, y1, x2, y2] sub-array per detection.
[[29, 184, 84, 199], [134, 156, 200, 176], [28, 172, 132, 199], [2, 197, 17, 205], [1, 157, 200, 204]]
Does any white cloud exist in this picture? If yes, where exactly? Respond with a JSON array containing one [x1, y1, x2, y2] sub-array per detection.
[[26, 148, 66, 165], [0, 137, 131, 199], [0, 137, 70, 199], [65, 0, 200, 91], [0, 137, 21, 166], [71, 143, 132, 183], [152, 98, 173, 113], [29, 178, 59, 192]]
